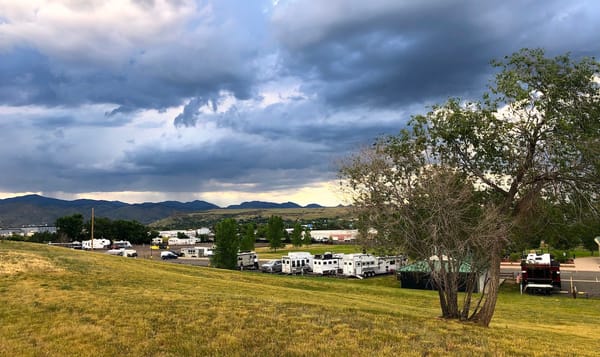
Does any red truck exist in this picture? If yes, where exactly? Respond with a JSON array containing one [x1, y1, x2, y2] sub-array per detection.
[[520, 253, 561, 294]]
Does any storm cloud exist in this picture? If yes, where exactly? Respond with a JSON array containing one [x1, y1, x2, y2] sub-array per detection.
[[1, 0, 599, 206]]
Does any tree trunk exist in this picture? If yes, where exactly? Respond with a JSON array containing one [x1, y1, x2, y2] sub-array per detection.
[[473, 244, 501, 327]]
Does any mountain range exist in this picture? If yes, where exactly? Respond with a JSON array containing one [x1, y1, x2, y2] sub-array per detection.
[[0, 195, 323, 227]]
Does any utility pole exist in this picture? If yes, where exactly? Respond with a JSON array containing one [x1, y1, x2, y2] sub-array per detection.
[[91, 208, 94, 251]]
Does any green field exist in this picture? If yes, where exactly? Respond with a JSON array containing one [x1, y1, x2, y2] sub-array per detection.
[[149, 206, 354, 229], [1, 241, 599, 356]]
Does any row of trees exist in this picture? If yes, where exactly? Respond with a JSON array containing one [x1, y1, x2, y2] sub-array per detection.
[[340, 48, 600, 327], [55, 214, 150, 244], [211, 216, 312, 269]]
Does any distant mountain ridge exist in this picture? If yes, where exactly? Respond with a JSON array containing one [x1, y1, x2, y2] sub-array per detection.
[[0, 195, 323, 227]]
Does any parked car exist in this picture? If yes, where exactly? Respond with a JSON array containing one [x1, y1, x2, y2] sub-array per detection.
[[261, 259, 282, 273], [160, 251, 179, 260]]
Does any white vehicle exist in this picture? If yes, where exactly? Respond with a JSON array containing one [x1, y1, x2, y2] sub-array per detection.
[[152, 237, 164, 245], [106, 248, 137, 257], [237, 251, 259, 270], [82, 239, 111, 250], [180, 246, 214, 258], [111, 240, 132, 249], [342, 254, 406, 278], [167, 237, 197, 246], [312, 252, 343, 275], [281, 252, 313, 274], [160, 251, 179, 260]]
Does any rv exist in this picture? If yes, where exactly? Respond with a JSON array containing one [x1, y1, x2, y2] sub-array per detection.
[[81, 239, 111, 250], [106, 248, 137, 257], [312, 252, 343, 275], [281, 252, 313, 274], [111, 240, 132, 249], [180, 246, 214, 258], [342, 254, 406, 278], [237, 251, 259, 270], [167, 237, 198, 246]]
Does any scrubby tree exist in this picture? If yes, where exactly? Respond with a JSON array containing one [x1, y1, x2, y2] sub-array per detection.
[[240, 223, 256, 251], [211, 218, 239, 269], [84, 217, 114, 240], [56, 214, 84, 241], [267, 215, 284, 251], [303, 227, 312, 246], [291, 222, 303, 247], [341, 48, 600, 327]]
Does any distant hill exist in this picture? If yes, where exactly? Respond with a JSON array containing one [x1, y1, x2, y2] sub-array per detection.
[[149, 206, 353, 229], [226, 201, 308, 209], [0, 195, 326, 227], [0, 194, 218, 227]]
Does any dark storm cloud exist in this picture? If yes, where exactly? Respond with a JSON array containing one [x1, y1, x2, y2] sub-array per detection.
[[272, 0, 600, 109], [1, 0, 600, 203]]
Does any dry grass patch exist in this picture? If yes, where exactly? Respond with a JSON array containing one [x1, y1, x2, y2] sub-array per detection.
[[0, 251, 63, 275], [1, 241, 599, 356]]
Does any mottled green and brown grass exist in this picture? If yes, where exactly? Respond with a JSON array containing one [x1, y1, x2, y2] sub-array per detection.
[[1, 241, 598, 356]]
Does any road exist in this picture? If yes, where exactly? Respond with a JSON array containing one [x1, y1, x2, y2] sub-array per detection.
[[501, 265, 600, 298]]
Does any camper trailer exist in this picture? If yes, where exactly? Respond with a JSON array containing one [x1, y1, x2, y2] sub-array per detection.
[[82, 239, 111, 250], [237, 251, 259, 270], [180, 246, 214, 258], [111, 240, 132, 249], [312, 252, 343, 275], [167, 237, 198, 246], [342, 254, 405, 278], [281, 252, 313, 274]]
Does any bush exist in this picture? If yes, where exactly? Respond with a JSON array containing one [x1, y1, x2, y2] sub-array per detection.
[[509, 252, 521, 262]]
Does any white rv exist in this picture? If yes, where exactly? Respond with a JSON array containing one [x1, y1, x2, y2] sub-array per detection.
[[167, 237, 198, 246], [281, 252, 313, 274], [237, 251, 259, 270], [106, 248, 137, 257], [312, 252, 343, 275], [342, 254, 406, 278], [111, 240, 132, 249], [180, 246, 214, 258], [81, 239, 111, 250]]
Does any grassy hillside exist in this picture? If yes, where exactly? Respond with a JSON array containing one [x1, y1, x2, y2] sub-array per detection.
[[1, 241, 599, 356], [149, 206, 354, 229]]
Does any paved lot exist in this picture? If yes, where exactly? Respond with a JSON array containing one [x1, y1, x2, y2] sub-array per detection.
[[501, 256, 600, 298]]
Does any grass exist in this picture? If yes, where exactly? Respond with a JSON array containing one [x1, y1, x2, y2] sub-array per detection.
[[150, 206, 353, 228], [1, 241, 599, 356]]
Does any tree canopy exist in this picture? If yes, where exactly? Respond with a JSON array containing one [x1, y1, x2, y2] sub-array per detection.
[[267, 215, 284, 251], [340, 48, 600, 327], [211, 218, 240, 270]]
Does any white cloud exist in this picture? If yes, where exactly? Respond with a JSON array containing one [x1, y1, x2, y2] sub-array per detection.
[[0, 0, 200, 66]]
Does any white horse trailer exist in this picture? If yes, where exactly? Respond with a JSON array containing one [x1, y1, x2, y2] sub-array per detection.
[[281, 252, 313, 274], [342, 254, 406, 278], [312, 253, 343, 275], [82, 239, 111, 250], [180, 246, 214, 258], [237, 251, 259, 270]]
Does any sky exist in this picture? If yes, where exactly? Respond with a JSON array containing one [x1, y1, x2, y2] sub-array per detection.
[[1, 0, 599, 207]]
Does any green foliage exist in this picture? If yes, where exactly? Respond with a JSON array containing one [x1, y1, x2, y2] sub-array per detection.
[[291, 222, 303, 247], [303, 227, 312, 246], [240, 223, 256, 251], [85, 217, 114, 240], [55, 214, 84, 241], [340, 48, 600, 327], [211, 218, 239, 269], [267, 215, 284, 251], [111, 220, 149, 244]]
